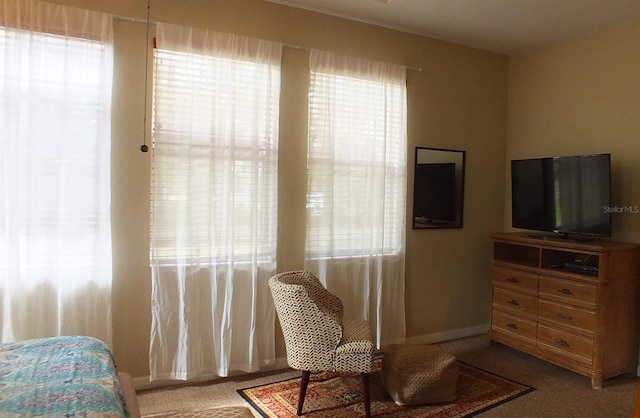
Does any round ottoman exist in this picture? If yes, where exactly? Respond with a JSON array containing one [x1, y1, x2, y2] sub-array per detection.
[[381, 344, 459, 405]]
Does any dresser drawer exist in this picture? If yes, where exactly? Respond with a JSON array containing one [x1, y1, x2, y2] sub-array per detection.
[[537, 325, 594, 365], [492, 287, 538, 320], [539, 276, 597, 309], [538, 300, 596, 337], [492, 267, 538, 296], [491, 310, 537, 342]]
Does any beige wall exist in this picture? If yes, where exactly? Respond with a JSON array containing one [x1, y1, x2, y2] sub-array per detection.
[[506, 19, 640, 243], [44, 0, 508, 379], [506, 18, 640, 369]]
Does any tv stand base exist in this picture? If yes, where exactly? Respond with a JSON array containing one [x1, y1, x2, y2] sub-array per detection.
[[490, 232, 640, 389], [527, 233, 593, 243]]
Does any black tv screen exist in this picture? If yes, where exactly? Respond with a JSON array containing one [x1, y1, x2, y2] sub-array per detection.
[[511, 153, 611, 237], [414, 162, 456, 223]]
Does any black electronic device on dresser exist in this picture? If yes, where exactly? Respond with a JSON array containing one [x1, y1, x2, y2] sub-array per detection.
[[564, 260, 599, 276]]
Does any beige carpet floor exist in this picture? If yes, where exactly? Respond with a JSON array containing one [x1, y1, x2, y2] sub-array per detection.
[[136, 334, 639, 417]]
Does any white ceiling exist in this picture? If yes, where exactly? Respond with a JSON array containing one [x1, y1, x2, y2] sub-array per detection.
[[265, 0, 640, 55]]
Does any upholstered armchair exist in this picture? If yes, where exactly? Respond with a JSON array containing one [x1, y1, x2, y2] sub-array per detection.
[[269, 270, 375, 417]]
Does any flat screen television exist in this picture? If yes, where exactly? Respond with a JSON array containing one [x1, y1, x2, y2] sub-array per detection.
[[511, 153, 611, 238]]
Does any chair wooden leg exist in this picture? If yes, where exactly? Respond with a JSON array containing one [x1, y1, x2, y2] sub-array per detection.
[[361, 372, 371, 418], [297, 370, 311, 416]]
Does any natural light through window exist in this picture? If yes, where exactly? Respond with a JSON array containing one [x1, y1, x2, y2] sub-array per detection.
[[151, 48, 279, 263], [0, 29, 112, 288], [0, 1, 113, 343], [306, 70, 406, 258]]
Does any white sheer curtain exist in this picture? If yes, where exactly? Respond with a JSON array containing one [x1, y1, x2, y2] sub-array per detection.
[[0, 0, 113, 344], [305, 50, 407, 348], [150, 23, 281, 381]]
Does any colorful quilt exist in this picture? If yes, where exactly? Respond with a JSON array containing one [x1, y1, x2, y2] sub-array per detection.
[[0, 336, 131, 417]]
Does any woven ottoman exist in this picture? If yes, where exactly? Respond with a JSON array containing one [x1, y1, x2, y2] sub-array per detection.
[[381, 344, 459, 405]]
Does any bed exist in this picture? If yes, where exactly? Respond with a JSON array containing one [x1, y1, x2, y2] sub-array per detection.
[[0, 335, 141, 417]]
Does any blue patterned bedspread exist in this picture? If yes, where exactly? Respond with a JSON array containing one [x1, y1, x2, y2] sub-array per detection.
[[0, 336, 130, 417]]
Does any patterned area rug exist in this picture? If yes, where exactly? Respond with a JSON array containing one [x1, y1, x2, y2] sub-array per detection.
[[238, 361, 534, 417], [143, 406, 255, 418]]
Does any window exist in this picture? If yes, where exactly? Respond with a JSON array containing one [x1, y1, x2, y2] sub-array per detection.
[[0, 0, 113, 343], [306, 51, 407, 259], [151, 47, 280, 263], [304, 50, 407, 346], [149, 23, 281, 380]]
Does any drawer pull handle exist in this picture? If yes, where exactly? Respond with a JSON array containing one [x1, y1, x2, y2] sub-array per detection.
[[508, 277, 519, 283], [507, 299, 520, 306], [556, 313, 573, 321], [559, 288, 573, 295], [555, 339, 570, 347], [507, 323, 518, 330]]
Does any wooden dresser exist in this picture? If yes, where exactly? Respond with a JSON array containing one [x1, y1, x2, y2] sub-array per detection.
[[490, 232, 640, 388]]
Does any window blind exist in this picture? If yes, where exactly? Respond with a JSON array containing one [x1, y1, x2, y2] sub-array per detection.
[[306, 57, 407, 258], [151, 47, 280, 262], [0, 0, 113, 343], [149, 23, 281, 381]]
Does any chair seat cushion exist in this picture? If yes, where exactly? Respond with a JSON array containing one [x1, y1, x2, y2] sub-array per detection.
[[333, 319, 375, 373], [381, 344, 459, 405]]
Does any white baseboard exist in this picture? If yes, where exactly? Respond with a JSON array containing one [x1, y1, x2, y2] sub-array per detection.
[[398, 323, 490, 347]]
